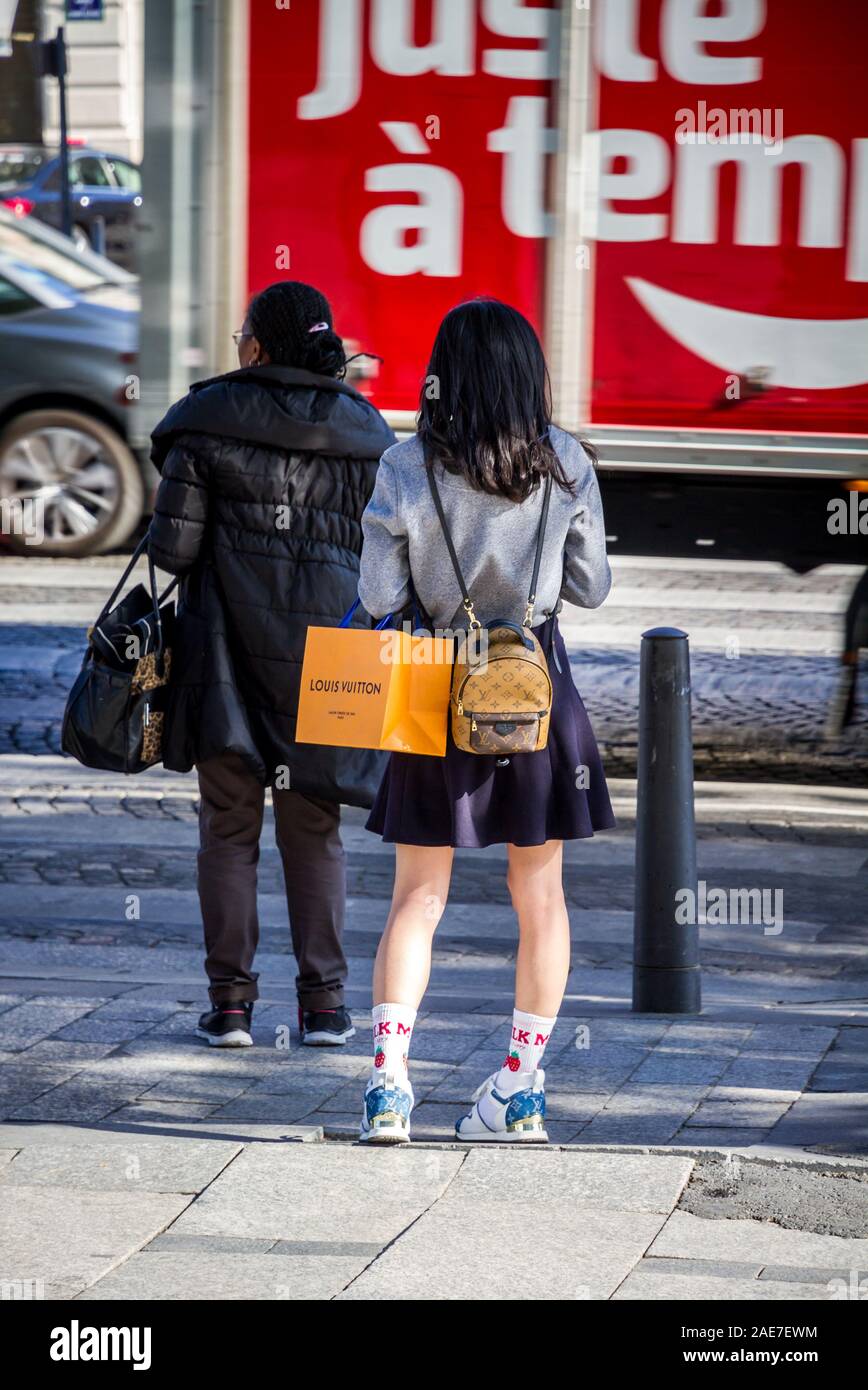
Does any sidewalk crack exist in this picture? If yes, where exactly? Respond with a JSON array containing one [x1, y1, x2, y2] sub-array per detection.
[[330, 1149, 471, 1299]]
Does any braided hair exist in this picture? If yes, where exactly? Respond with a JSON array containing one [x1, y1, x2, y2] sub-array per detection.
[[248, 281, 347, 377]]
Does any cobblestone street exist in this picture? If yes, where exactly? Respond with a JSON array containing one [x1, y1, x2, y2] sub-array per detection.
[[1, 553, 867, 783]]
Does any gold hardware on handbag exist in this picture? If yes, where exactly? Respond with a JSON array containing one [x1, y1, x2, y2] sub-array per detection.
[[426, 463, 554, 756]]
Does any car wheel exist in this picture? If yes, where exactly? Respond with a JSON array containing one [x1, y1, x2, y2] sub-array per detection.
[[71, 223, 91, 253], [0, 409, 144, 557]]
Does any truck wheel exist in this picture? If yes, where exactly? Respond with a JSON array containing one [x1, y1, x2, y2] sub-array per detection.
[[0, 409, 144, 557]]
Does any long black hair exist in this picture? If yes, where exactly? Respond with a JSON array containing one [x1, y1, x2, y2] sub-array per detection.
[[417, 298, 584, 503]]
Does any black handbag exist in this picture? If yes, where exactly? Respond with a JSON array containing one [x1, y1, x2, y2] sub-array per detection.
[[61, 535, 178, 774]]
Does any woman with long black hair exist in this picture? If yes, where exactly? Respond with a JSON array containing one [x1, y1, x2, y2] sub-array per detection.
[[356, 298, 615, 1143], [148, 281, 394, 1050]]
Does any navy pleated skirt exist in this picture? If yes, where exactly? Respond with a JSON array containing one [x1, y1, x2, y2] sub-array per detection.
[[365, 616, 616, 849]]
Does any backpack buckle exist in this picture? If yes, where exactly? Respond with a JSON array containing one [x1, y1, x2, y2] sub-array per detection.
[[463, 597, 482, 630]]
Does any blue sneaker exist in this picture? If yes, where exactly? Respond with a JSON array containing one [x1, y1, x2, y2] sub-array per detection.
[[455, 1068, 548, 1142], [359, 1071, 414, 1144]]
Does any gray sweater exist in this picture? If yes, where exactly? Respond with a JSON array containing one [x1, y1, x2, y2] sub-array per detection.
[[357, 427, 611, 630]]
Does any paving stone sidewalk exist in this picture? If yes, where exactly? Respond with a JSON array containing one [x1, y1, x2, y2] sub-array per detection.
[[2, 1127, 867, 1301], [0, 755, 867, 1300]]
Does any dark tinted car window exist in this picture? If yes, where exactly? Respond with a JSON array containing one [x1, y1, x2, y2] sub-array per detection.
[[107, 159, 141, 193], [70, 156, 112, 189], [0, 274, 37, 315], [0, 151, 47, 189]]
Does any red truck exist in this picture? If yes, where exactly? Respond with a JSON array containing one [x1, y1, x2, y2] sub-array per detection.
[[238, 0, 867, 573]]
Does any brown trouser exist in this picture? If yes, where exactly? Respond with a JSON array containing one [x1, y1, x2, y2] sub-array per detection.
[[196, 752, 347, 1010]]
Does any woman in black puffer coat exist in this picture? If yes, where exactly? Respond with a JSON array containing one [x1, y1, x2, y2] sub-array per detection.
[[148, 281, 395, 1050]]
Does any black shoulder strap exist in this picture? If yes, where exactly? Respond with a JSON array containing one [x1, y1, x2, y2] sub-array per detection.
[[94, 534, 179, 651], [426, 455, 553, 628], [425, 463, 472, 609], [526, 473, 553, 625], [96, 533, 149, 624]]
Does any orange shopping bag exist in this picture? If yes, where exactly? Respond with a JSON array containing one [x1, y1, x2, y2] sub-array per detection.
[[296, 608, 453, 756]]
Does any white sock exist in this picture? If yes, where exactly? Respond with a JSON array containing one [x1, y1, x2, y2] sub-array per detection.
[[495, 1008, 556, 1094], [371, 1002, 416, 1082]]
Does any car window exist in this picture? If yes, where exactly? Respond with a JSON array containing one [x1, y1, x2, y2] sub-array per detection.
[[0, 151, 47, 190], [0, 273, 37, 315], [70, 156, 112, 189], [107, 159, 141, 193]]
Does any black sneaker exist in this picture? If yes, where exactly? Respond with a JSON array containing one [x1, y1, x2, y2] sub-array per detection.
[[196, 1002, 254, 1047], [299, 1005, 355, 1046]]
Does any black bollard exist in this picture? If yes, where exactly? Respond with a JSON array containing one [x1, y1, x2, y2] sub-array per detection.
[[632, 627, 701, 1013]]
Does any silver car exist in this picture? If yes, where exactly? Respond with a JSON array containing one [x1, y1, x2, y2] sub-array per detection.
[[0, 206, 145, 556]]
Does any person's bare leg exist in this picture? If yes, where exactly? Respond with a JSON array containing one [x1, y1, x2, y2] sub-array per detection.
[[373, 843, 453, 1009], [506, 840, 570, 1016], [362, 844, 453, 1142], [455, 840, 568, 1141]]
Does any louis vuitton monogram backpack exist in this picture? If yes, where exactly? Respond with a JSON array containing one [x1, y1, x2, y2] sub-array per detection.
[[426, 464, 554, 756]]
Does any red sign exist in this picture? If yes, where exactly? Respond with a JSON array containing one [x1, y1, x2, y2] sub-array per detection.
[[591, 0, 868, 432], [248, 1, 868, 436], [247, 0, 554, 414]]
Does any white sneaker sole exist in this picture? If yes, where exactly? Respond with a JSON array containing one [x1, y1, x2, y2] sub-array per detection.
[[195, 1027, 253, 1048], [302, 1026, 356, 1046], [457, 1118, 549, 1143], [359, 1116, 411, 1145]]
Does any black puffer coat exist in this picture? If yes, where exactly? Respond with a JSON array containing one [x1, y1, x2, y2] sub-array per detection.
[[148, 364, 396, 807]]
